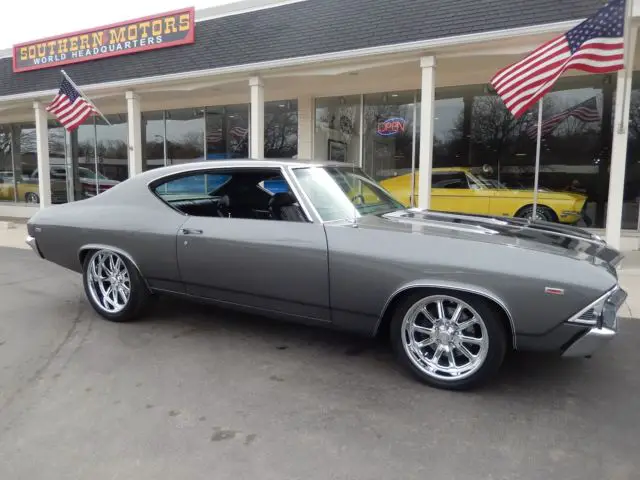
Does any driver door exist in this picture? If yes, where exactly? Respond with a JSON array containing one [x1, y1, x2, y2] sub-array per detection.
[[155, 167, 331, 323]]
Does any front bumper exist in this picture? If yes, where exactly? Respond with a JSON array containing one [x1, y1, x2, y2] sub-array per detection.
[[562, 324, 617, 358], [562, 285, 627, 358], [559, 210, 582, 224], [25, 234, 43, 258]]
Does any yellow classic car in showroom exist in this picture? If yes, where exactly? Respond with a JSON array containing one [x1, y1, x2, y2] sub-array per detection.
[[379, 167, 588, 224]]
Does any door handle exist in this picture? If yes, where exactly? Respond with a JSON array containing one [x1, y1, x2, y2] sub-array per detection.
[[181, 228, 203, 235]]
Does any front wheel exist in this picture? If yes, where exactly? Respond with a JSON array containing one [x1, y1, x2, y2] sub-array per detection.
[[515, 204, 556, 222], [82, 249, 150, 322], [390, 290, 507, 391]]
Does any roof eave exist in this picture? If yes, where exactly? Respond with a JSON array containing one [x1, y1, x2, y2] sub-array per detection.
[[0, 18, 583, 105]]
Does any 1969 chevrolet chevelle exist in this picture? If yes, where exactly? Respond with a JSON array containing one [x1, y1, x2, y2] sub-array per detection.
[[25, 160, 627, 390]]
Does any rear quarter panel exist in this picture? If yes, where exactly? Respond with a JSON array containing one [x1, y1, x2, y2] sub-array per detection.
[[324, 222, 617, 338], [28, 181, 188, 292]]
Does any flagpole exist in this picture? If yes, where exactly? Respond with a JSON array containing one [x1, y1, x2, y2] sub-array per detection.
[[60, 69, 112, 126], [532, 98, 543, 221], [617, 0, 634, 134]]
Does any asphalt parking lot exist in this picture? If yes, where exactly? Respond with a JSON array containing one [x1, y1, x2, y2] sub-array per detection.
[[1, 246, 639, 480]]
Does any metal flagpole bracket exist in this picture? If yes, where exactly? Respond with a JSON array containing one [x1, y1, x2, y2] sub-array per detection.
[[60, 69, 112, 126]]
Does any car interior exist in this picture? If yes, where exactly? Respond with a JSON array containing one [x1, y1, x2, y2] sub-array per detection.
[[153, 169, 308, 222]]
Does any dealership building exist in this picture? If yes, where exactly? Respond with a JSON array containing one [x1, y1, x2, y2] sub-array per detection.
[[1, 0, 640, 249]]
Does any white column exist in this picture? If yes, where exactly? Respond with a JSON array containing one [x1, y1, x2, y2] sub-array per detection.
[[249, 76, 264, 159], [605, 26, 638, 249], [297, 95, 314, 160], [417, 56, 436, 210], [126, 91, 143, 176], [33, 101, 51, 209]]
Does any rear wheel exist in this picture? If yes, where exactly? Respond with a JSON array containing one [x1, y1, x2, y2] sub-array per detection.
[[82, 249, 150, 322], [515, 204, 556, 222], [390, 290, 507, 391]]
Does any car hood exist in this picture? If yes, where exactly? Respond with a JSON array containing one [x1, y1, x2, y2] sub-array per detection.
[[346, 208, 622, 272]]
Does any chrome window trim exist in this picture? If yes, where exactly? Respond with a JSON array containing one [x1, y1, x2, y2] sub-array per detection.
[[145, 162, 317, 223], [280, 165, 320, 223]]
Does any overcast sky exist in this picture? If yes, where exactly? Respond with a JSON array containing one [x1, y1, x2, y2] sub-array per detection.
[[0, 0, 244, 50]]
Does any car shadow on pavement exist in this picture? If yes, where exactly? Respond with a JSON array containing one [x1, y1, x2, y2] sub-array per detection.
[[135, 294, 638, 398]]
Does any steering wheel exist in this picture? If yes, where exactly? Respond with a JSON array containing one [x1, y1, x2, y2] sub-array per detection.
[[351, 193, 366, 205]]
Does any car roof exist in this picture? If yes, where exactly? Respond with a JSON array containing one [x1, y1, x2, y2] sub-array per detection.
[[134, 158, 358, 183]]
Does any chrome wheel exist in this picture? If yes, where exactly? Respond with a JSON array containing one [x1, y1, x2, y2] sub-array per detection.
[[401, 295, 489, 381], [87, 250, 131, 314]]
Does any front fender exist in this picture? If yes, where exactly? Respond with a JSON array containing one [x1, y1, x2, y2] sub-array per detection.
[[375, 279, 517, 348]]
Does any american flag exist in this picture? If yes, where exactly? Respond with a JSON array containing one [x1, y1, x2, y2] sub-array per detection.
[[46, 76, 98, 132], [525, 96, 600, 138], [491, 0, 626, 118]]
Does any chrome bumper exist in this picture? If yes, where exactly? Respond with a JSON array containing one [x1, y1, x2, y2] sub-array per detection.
[[562, 285, 627, 358], [25, 234, 43, 258], [562, 323, 617, 358]]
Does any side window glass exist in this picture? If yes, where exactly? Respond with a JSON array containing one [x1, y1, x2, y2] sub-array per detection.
[[152, 169, 307, 222], [156, 173, 231, 198], [259, 175, 291, 195]]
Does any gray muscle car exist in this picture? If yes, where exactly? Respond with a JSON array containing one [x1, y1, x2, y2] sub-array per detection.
[[25, 159, 627, 390]]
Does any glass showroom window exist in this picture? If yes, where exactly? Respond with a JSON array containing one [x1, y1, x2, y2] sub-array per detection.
[[315, 95, 361, 165], [0, 125, 16, 202], [624, 71, 640, 231], [540, 75, 607, 228], [165, 108, 205, 165], [95, 114, 128, 183], [361, 91, 418, 208], [264, 99, 298, 158], [205, 104, 249, 160], [12, 122, 38, 204], [362, 91, 416, 182], [142, 111, 166, 171], [49, 119, 72, 204]]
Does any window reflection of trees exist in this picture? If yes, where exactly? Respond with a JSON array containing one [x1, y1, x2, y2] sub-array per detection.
[[264, 100, 298, 158]]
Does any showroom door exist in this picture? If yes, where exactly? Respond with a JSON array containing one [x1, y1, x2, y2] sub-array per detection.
[[176, 217, 331, 322]]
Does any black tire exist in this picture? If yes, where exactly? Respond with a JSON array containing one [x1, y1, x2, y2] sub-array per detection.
[[515, 204, 557, 222], [389, 289, 508, 391], [25, 192, 39, 204], [82, 249, 150, 322]]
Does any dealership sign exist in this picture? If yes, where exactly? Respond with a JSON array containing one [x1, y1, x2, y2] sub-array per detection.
[[12, 7, 195, 73], [376, 117, 406, 136]]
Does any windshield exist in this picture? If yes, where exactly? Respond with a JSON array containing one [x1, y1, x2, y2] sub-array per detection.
[[467, 172, 507, 189], [291, 166, 405, 221]]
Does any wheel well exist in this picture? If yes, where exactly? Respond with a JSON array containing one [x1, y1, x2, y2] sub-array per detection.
[[78, 246, 152, 292], [375, 287, 516, 350], [515, 203, 558, 221], [78, 248, 92, 267]]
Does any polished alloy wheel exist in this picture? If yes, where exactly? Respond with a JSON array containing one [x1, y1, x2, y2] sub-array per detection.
[[87, 250, 131, 314], [25, 192, 39, 204], [401, 295, 489, 381]]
